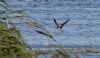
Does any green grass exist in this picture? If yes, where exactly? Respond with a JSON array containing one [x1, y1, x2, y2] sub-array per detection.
[[0, 23, 32, 58], [0, 0, 71, 58]]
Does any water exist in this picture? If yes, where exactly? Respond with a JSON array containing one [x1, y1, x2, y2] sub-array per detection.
[[34, 54, 100, 58], [2, 0, 100, 47], [81, 54, 100, 58]]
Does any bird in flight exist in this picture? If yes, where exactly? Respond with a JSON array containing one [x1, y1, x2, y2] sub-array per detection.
[[54, 18, 70, 31]]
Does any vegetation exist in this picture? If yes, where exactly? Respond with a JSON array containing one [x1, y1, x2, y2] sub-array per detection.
[[0, 23, 32, 58], [0, 0, 32, 58], [0, 0, 70, 58]]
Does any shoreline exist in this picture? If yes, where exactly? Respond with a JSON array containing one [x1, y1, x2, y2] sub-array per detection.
[[29, 45, 100, 49]]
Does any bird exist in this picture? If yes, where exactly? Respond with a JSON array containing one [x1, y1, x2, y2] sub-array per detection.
[[54, 18, 70, 31]]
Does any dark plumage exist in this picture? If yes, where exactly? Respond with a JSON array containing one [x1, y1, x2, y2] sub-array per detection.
[[54, 18, 59, 28], [54, 18, 70, 31]]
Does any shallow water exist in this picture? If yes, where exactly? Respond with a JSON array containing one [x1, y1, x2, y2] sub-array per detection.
[[2, 0, 100, 47], [81, 54, 100, 58], [34, 54, 100, 58]]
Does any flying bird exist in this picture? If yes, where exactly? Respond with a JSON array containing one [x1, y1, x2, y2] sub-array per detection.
[[54, 18, 70, 31]]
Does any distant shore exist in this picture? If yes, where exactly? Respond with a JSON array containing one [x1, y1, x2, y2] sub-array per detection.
[[30, 45, 100, 49]]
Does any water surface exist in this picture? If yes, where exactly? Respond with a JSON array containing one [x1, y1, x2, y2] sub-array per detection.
[[5, 0, 100, 47]]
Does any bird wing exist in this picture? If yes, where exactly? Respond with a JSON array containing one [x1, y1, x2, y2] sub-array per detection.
[[54, 18, 59, 27], [60, 19, 70, 28]]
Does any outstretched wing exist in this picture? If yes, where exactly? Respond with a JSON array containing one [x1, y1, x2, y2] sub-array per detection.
[[60, 19, 70, 28], [54, 18, 59, 27]]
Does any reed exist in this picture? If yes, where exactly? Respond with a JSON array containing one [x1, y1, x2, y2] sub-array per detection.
[[0, 0, 71, 58]]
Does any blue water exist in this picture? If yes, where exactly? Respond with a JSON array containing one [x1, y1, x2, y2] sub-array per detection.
[[81, 54, 100, 58], [3, 0, 100, 47], [33, 54, 100, 58]]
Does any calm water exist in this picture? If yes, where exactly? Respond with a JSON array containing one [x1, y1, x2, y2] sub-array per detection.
[[3, 0, 100, 47], [36, 54, 100, 58]]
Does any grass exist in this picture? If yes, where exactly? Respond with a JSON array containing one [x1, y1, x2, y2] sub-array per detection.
[[2, 0, 100, 58], [0, 23, 33, 58], [31, 49, 70, 58]]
